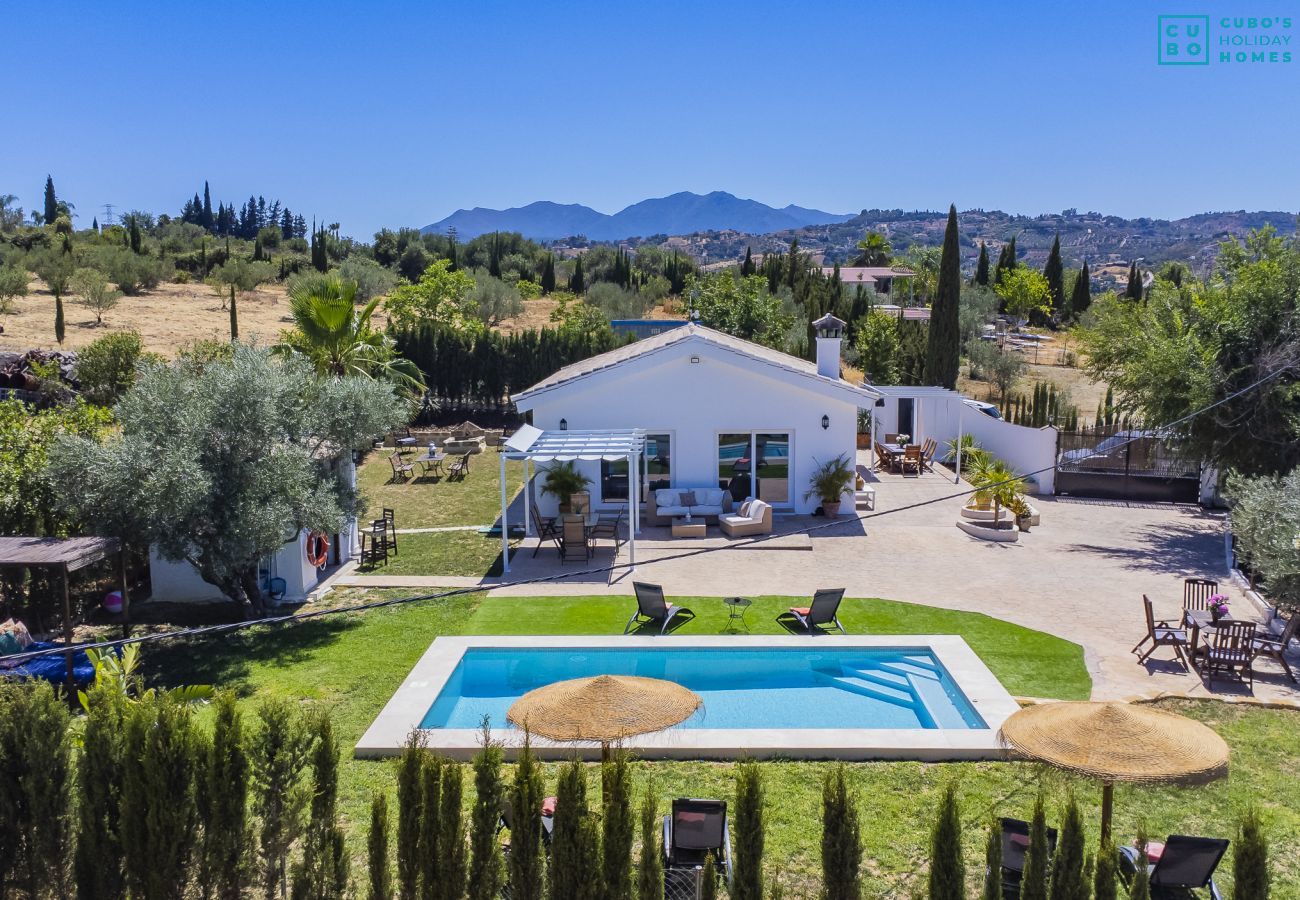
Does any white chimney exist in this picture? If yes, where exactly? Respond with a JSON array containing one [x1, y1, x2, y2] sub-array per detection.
[[813, 313, 846, 379]]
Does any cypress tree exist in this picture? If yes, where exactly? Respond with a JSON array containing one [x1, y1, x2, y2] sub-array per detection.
[[741, 245, 755, 277], [55, 294, 65, 345], [43, 175, 58, 224], [1103, 386, 1115, 428], [1068, 261, 1091, 320], [396, 735, 425, 900], [700, 853, 718, 900], [541, 254, 556, 294], [122, 696, 199, 900], [92, 216, 99, 231], [467, 725, 505, 900], [550, 758, 590, 900], [635, 785, 663, 900], [204, 692, 249, 900], [75, 686, 127, 900], [928, 783, 964, 900], [1129, 832, 1151, 900], [1048, 796, 1086, 900], [974, 241, 990, 285], [602, 751, 634, 900], [1092, 839, 1118, 900], [129, 216, 142, 254], [1124, 261, 1143, 300], [369, 794, 393, 900], [292, 712, 350, 900], [230, 285, 238, 340], [1043, 234, 1064, 320], [569, 256, 585, 293], [924, 204, 962, 388], [820, 764, 862, 900], [418, 756, 443, 900], [981, 819, 1002, 900], [732, 760, 765, 900], [993, 244, 1010, 286], [203, 181, 214, 229], [1233, 806, 1270, 900], [251, 699, 310, 900], [1019, 796, 1049, 900], [507, 735, 546, 900], [436, 763, 467, 900]]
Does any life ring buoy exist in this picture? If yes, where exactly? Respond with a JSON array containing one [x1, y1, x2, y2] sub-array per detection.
[[306, 532, 330, 568]]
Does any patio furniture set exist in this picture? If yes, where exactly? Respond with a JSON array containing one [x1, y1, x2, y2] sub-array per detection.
[[625, 582, 846, 635], [388, 447, 472, 482], [1132, 577, 1298, 687], [531, 504, 626, 564], [359, 508, 399, 567], [874, 435, 937, 476]]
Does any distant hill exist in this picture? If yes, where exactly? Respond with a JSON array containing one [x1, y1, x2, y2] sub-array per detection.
[[423, 191, 854, 240], [640, 208, 1300, 274]]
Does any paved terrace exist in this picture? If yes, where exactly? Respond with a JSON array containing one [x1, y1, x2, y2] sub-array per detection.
[[340, 451, 1297, 705]]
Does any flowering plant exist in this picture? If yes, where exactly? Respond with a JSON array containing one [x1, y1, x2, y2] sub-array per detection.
[[1208, 594, 1230, 616]]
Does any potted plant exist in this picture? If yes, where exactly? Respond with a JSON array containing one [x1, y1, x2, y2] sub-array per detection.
[[1008, 495, 1032, 531], [540, 461, 592, 514], [805, 453, 856, 518], [967, 458, 1026, 526], [1208, 594, 1230, 622]]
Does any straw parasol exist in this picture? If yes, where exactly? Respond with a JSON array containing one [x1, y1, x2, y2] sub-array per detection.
[[507, 674, 702, 757], [1000, 701, 1229, 840]]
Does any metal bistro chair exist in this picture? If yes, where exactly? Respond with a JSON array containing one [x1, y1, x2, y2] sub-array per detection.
[[588, 506, 626, 551], [530, 504, 562, 558], [1203, 621, 1256, 689], [560, 514, 592, 563], [389, 453, 414, 482]]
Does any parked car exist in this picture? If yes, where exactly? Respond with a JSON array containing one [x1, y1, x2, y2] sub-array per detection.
[[1059, 430, 1161, 469], [964, 399, 1003, 420]]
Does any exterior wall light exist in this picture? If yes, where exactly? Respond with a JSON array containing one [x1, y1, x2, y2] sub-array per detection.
[[821, 415, 830, 430], [559, 418, 568, 431], [690, 356, 700, 364]]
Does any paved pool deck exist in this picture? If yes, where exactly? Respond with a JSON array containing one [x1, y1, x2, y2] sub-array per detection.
[[339, 455, 1299, 706]]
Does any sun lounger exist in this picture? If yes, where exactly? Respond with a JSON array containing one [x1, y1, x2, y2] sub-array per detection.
[[626, 582, 694, 635], [1119, 834, 1229, 900], [786, 588, 847, 634]]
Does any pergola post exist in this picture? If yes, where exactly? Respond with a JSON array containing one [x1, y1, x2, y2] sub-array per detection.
[[523, 459, 532, 538], [627, 451, 637, 570], [118, 543, 131, 638], [500, 451, 510, 574], [954, 399, 964, 485], [62, 564, 74, 694]]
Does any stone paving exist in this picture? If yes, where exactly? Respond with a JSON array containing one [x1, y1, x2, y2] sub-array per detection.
[[340, 452, 1299, 705]]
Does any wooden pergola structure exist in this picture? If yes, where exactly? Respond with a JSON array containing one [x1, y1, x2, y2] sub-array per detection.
[[0, 536, 129, 690]]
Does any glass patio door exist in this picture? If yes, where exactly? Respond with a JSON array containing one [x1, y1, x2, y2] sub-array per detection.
[[717, 432, 791, 505]]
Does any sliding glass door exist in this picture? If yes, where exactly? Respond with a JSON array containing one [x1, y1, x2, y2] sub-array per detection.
[[717, 432, 791, 505], [600, 432, 671, 502]]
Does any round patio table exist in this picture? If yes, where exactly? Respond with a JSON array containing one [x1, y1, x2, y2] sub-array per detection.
[[723, 596, 752, 632]]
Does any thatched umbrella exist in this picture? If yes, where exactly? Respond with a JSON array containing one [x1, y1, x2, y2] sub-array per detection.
[[999, 701, 1229, 841], [507, 674, 702, 758]]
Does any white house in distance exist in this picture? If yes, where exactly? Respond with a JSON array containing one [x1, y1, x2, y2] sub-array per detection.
[[511, 317, 879, 517]]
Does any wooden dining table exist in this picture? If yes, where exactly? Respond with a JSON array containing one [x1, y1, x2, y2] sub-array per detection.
[[1182, 609, 1242, 665]]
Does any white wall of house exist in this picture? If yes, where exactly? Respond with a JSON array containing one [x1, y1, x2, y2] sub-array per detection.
[[519, 340, 865, 515], [871, 388, 1058, 494]]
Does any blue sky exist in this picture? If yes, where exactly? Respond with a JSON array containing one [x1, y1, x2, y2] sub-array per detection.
[[4, 1, 1298, 238]]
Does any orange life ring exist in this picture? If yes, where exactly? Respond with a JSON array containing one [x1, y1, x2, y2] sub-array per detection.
[[306, 532, 330, 568]]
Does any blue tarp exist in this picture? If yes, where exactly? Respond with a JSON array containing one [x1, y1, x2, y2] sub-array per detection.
[[1, 641, 97, 685]]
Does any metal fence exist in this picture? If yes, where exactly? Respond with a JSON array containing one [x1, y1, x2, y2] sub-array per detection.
[[1055, 426, 1201, 502], [501, 861, 706, 900]]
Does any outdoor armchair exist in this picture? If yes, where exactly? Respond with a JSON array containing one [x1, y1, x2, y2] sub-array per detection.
[[719, 498, 772, 538], [1251, 613, 1298, 683], [388, 453, 414, 481], [1131, 594, 1189, 668], [1203, 621, 1256, 689], [1182, 577, 1219, 611]]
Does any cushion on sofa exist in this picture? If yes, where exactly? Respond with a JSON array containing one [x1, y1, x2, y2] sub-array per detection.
[[678, 490, 697, 508]]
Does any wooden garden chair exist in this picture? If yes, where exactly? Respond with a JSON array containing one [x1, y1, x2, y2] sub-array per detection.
[[1131, 595, 1189, 668], [1251, 614, 1298, 683], [901, 445, 922, 477], [1182, 578, 1219, 612], [1202, 621, 1256, 689]]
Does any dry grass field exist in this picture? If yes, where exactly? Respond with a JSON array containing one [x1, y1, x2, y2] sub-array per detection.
[[1, 276, 296, 357]]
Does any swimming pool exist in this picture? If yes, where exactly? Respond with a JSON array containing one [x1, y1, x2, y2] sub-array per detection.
[[357, 636, 1022, 760]]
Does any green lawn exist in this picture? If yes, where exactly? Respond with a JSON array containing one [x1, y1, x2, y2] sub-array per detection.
[[142, 591, 1299, 897], [357, 449, 525, 529], [357, 530, 517, 577]]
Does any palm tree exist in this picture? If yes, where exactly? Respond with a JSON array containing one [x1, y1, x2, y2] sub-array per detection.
[[279, 276, 425, 394], [852, 231, 893, 267]]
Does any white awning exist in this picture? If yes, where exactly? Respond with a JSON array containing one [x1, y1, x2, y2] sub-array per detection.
[[504, 424, 647, 462]]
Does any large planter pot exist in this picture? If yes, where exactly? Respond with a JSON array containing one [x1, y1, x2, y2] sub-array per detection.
[[956, 519, 1020, 542], [1016, 514, 1032, 532], [822, 500, 842, 518], [855, 433, 872, 449], [960, 504, 1001, 522]]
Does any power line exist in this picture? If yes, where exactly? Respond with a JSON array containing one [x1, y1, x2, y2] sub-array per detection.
[[2, 365, 1291, 667]]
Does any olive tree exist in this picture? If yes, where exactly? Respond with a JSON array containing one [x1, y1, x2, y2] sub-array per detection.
[[50, 344, 407, 617], [71, 267, 123, 324]]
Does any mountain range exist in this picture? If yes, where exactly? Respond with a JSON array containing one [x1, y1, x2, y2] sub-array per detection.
[[422, 191, 855, 241]]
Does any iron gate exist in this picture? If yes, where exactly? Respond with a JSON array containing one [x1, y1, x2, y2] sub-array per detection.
[[1055, 427, 1201, 503]]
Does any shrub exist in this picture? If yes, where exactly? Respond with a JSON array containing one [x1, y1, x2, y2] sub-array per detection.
[[1226, 468, 1300, 612], [368, 794, 393, 900], [251, 699, 310, 900], [507, 735, 546, 900], [602, 751, 634, 900], [981, 818, 1002, 900], [700, 853, 718, 900], [0, 262, 29, 313], [121, 695, 199, 900], [467, 724, 504, 900], [1048, 795, 1087, 900], [1018, 796, 1049, 900], [418, 755, 442, 900], [0, 682, 72, 898], [550, 758, 592, 900], [74, 685, 127, 900], [586, 281, 649, 320], [470, 273, 523, 326], [436, 762, 467, 900], [340, 256, 399, 303], [1092, 839, 1118, 900], [71, 267, 122, 323], [928, 784, 964, 900], [291, 711, 350, 899], [733, 760, 765, 900], [94, 247, 166, 294], [821, 763, 862, 900], [396, 734, 425, 900], [1234, 806, 1270, 900], [74, 330, 149, 407], [636, 784, 663, 900], [202, 692, 250, 900]]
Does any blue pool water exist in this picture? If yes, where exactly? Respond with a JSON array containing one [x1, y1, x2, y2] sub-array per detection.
[[420, 647, 987, 731]]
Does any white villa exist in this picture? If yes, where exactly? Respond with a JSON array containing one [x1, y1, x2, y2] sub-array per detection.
[[511, 317, 877, 518]]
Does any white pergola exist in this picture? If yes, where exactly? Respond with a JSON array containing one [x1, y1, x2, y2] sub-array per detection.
[[499, 425, 647, 573], [870, 386, 971, 484]]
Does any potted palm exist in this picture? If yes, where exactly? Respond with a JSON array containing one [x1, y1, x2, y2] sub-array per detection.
[[966, 458, 1026, 527], [540, 461, 592, 514], [805, 453, 856, 518]]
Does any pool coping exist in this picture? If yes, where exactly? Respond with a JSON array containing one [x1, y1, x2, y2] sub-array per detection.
[[355, 635, 1022, 761]]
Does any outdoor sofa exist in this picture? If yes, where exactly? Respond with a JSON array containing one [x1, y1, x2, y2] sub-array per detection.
[[647, 487, 732, 525], [719, 498, 772, 537]]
